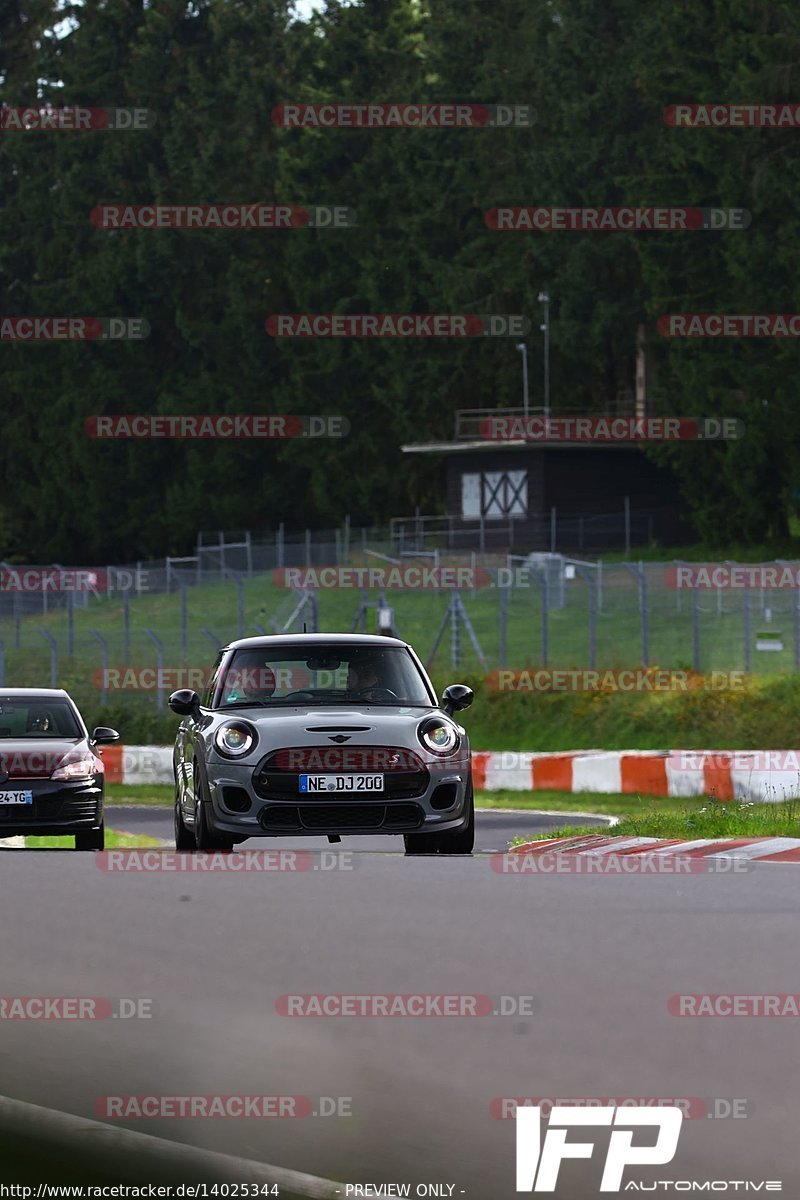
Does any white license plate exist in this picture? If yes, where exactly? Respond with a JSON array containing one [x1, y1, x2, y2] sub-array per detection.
[[299, 774, 384, 794], [0, 791, 33, 806]]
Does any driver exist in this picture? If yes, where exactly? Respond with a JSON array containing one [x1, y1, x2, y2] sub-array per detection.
[[221, 659, 276, 705], [347, 654, 384, 693]]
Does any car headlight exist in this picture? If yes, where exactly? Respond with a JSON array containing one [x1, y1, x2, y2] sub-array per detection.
[[215, 722, 257, 757], [52, 753, 98, 781], [418, 719, 459, 756]]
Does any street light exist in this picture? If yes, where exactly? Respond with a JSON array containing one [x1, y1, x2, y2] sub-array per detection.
[[515, 342, 529, 418], [538, 291, 550, 419]]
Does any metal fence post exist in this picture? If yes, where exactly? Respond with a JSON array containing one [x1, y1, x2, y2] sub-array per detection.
[[795, 586, 800, 671], [499, 582, 508, 668], [180, 583, 187, 662], [40, 629, 58, 687], [587, 571, 597, 669], [123, 589, 130, 665], [450, 590, 460, 671], [236, 576, 244, 638], [144, 628, 164, 712], [305, 528, 311, 567], [277, 523, 284, 570], [90, 629, 109, 708], [743, 590, 751, 672], [540, 574, 549, 666], [639, 561, 649, 665], [66, 591, 74, 656], [14, 593, 20, 650], [624, 496, 631, 555], [692, 586, 700, 671], [550, 507, 556, 553]]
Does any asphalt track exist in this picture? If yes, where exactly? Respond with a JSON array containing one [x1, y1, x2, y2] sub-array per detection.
[[105, 804, 609, 852], [0, 814, 798, 1197]]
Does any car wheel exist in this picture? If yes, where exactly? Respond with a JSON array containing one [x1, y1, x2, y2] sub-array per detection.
[[194, 775, 235, 853], [75, 822, 105, 851], [174, 779, 196, 851], [404, 774, 475, 856]]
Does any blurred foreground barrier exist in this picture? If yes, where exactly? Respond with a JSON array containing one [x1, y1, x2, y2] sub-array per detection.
[[0, 1093, 343, 1192]]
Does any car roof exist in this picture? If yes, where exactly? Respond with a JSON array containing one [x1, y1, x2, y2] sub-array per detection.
[[223, 634, 411, 652], [0, 688, 70, 698]]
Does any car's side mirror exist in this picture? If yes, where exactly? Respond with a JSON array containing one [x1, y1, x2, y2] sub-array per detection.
[[169, 689, 201, 716], [92, 726, 120, 745], [441, 684, 474, 716]]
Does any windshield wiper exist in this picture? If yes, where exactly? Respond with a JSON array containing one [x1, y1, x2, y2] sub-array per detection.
[[218, 700, 272, 709]]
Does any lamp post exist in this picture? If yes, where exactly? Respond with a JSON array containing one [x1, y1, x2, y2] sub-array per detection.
[[515, 342, 529, 418], [538, 291, 550, 419]]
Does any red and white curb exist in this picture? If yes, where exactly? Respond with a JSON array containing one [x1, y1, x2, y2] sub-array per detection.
[[99, 745, 800, 804], [472, 748, 800, 802], [509, 833, 800, 864]]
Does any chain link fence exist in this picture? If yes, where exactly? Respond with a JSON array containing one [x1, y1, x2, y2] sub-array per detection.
[[0, 544, 798, 717]]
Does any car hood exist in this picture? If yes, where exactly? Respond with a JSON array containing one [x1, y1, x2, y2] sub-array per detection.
[[0, 737, 89, 778], [207, 705, 468, 759], [215, 704, 444, 730]]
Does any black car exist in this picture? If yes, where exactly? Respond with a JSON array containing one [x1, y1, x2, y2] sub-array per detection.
[[0, 689, 118, 850]]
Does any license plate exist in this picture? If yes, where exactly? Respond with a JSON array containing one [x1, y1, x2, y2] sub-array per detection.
[[299, 774, 384, 794], [0, 791, 33, 806]]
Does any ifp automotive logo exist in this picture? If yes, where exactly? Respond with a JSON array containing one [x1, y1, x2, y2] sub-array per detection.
[[516, 1104, 682, 1192], [515, 1105, 781, 1192]]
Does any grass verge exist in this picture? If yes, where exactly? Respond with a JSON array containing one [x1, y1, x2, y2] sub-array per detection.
[[21, 831, 163, 849], [107, 784, 173, 807], [511, 795, 800, 843]]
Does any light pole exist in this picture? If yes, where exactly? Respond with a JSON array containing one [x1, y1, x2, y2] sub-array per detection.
[[515, 342, 529, 418], [538, 291, 550, 419]]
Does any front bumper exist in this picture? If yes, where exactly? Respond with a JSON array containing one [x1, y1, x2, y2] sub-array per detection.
[[0, 780, 103, 837], [204, 750, 470, 838]]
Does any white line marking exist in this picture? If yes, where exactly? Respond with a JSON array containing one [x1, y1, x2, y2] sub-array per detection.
[[708, 837, 800, 860], [577, 837, 662, 855]]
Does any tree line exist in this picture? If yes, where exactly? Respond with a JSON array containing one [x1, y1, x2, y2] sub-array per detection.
[[1, 0, 799, 561]]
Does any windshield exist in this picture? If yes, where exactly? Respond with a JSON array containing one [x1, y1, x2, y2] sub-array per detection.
[[213, 645, 433, 709], [0, 699, 82, 738]]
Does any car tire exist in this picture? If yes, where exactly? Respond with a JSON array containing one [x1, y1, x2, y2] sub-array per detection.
[[194, 772, 235, 853], [75, 822, 105, 851], [404, 774, 475, 856], [174, 780, 196, 851]]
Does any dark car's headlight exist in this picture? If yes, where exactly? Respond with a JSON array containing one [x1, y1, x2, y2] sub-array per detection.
[[215, 722, 257, 757], [418, 718, 459, 756], [52, 752, 98, 781]]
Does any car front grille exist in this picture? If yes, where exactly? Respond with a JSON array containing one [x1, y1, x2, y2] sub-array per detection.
[[253, 746, 429, 801], [0, 796, 99, 823], [259, 803, 424, 833]]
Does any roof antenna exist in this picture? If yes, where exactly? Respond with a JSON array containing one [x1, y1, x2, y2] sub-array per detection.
[[303, 621, 307, 633]]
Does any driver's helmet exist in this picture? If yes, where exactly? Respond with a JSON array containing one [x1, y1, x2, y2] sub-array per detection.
[[27, 711, 50, 732], [221, 657, 276, 704]]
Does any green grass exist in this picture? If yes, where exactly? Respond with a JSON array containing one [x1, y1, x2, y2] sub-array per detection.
[[478, 789, 680, 815], [107, 783, 173, 806], [22, 831, 162, 849], [511, 795, 800, 843]]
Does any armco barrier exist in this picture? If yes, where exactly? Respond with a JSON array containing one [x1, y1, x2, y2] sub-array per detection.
[[104, 746, 800, 803]]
